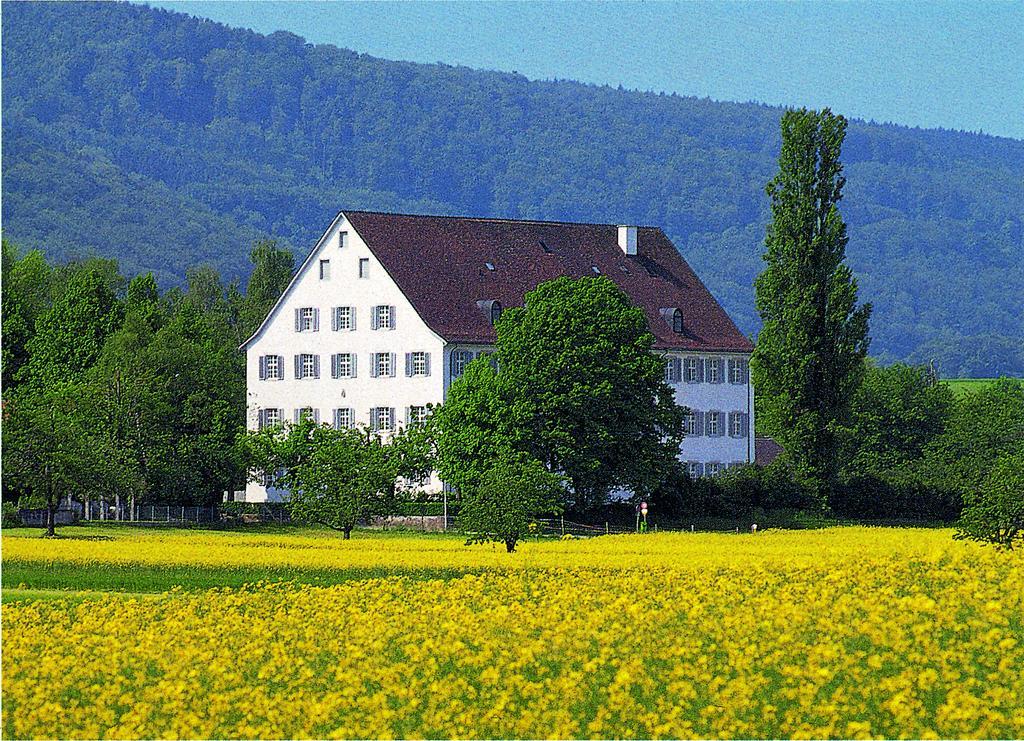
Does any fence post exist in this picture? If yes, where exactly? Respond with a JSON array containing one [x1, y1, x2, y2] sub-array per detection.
[[605, 522, 609, 534]]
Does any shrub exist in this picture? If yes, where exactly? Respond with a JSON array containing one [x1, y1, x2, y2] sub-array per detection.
[[2, 502, 23, 528]]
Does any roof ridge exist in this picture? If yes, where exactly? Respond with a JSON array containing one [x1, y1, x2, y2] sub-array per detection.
[[343, 209, 661, 230]]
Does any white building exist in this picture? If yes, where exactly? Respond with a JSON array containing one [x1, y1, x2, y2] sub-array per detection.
[[240, 211, 754, 502]]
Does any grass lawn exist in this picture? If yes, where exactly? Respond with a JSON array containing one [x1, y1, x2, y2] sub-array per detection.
[[943, 377, 1002, 396]]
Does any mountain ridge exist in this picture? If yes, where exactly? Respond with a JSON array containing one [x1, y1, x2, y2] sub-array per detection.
[[3, 1, 1022, 375]]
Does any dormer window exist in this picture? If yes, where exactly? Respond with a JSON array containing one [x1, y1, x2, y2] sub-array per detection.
[[660, 307, 684, 334], [485, 262, 495, 271], [477, 299, 502, 325]]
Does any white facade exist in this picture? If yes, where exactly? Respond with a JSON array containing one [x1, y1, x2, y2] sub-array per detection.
[[243, 215, 446, 501], [242, 212, 755, 502]]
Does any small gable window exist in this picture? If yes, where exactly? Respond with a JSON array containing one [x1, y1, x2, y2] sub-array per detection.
[[477, 299, 502, 326], [660, 308, 684, 334]]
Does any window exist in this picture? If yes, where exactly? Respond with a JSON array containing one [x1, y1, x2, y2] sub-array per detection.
[[683, 411, 698, 436], [706, 411, 721, 437], [338, 231, 348, 249], [591, 265, 601, 275], [729, 359, 748, 384], [664, 357, 681, 383], [333, 408, 354, 429], [730, 412, 743, 438], [372, 305, 395, 330], [451, 349, 473, 378], [332, 353, 356, 379], [485, 262, 495, 271], [706, 462, 722, 477], [707, 358, 722, 384], [490, 301, 502, 325], [672, 309, 684, 334], [259, 354, 283, 380], [406, 351, 430, 377], [295, 307, 318, 332], [319, 259, 330, 280], [687, 461, 703, 479], [358, 258, 369, 278], [333, 306, 355, 331], [294, 407, 318, 424], [258, 408, 283, 430], [685, 357, 702, 383], [295, 353, 319, 379], [406, 470, 431, 487], [372, 352, 394, 378], [371, 407, 395, 432], [407, 405, 429, 427]]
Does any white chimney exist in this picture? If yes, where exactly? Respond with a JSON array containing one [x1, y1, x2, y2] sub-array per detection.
[[618, 225, 637, 256]]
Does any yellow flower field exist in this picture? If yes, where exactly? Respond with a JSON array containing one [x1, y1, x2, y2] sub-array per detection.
[[3, 528, 1023, 739]]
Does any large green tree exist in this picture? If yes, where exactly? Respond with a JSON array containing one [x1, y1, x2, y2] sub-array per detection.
[[751, 108, 872, 507], [498, 276, 684, 509], [434, 276, 684, 511], [2, 382, 110, 535], [239, 240, 294, 338]]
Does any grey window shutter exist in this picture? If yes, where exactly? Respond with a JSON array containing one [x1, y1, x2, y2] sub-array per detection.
[[333, 409, 340, 429], [405, 407, 411, 426], [695, 410, 705, 436], [728, 359, 736, 383], [351, 309, 356, 331], [369, 408, 378, 431], [259, 355, 267, 381], [743, 361, 750, 384], [741, 412, 750, 437], [351, 355, 357, 378], [277, 356, 285, 379], [389, 353, 397, 377], [295, 308, 301, 332], [313, 308, 320, 332], [388, 408, 395, 429], [331, 354, 338, 379], [314, 409, 320, 424], [294, 355, 301, 379], [371, 308, 379, 330], [293, 408, 300, 424], [716, 359, 726, 384], [331, 308, 338, 332], [673, 358, 682, 382], [389, 306, 396, 329], [370, 354, 378, 378], [697, 358, 705, 383], [424, 353, 431, 376], [717, 413, 725, 437], [313, 355, 320, 379], [405, 353, 413, 377], [257, 409, 266, 430]]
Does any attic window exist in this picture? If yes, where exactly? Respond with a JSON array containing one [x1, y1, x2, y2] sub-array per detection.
[[339, 231, 348, 249], [485, 262, 495, 271], [591, 266, 601, 275], [477, 299, 503, 325], [660, 307, 684, 334]]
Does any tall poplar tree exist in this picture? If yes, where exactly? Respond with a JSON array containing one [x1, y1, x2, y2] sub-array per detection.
[[752, 108, 872, 507]]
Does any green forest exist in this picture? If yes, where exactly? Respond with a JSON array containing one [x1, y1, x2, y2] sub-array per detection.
[[2, 1, 1022, 375]]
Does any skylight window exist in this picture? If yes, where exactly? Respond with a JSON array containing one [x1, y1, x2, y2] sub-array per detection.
[[592, 266, 601, 274], [485, 262, 495, 271]]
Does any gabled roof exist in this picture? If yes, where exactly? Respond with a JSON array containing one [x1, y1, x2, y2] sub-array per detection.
[[344, 211, 753, 352]]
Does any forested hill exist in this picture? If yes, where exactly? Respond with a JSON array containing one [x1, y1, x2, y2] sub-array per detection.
[[3, 2, 1023, 376]]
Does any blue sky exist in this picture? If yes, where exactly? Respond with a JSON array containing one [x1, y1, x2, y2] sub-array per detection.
[[145, 1, 1024, 140]]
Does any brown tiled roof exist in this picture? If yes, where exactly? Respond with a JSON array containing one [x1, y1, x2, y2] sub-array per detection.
[[344, 211, 754, 352]]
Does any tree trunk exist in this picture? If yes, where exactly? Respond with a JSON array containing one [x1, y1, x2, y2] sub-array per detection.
[[115, 494, 122, 521], [343, 526, 352, 540], [505, 537, 517, 553]]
